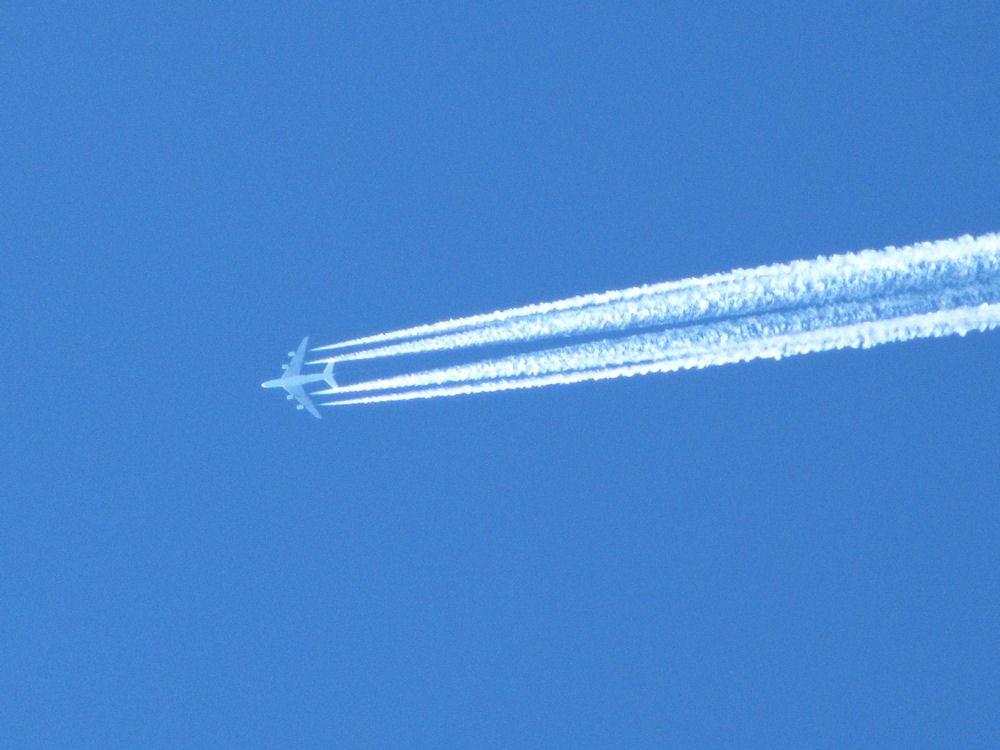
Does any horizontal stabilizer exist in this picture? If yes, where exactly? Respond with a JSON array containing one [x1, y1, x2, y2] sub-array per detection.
[[323, 361, 337, 388]]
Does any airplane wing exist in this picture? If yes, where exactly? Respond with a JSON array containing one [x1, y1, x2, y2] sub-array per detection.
[[285, 336, 309, 377], [285, 383, 321, 419]]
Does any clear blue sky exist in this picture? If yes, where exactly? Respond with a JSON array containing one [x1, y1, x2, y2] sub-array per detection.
[[3, 3, 998, 747]]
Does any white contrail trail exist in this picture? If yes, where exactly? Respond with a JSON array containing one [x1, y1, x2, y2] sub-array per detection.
[[316, 279, 999, 396], [310, 242, 905, 352], [322, 303, 1000, 406], [311, 232, 1000, 406], [310, 267, 733, 352], [310, 233, 1000, 366]]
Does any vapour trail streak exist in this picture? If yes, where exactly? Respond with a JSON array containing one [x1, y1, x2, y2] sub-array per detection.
[[315, 276, 1000, 397], [322, 303, 1000, 406], [316, 236, 996, 353], [311, 232, 1000, 406], [310, 234, 1000, 366], [311, 270, 733, 352]]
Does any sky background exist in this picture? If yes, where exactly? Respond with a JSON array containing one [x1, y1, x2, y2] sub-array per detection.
[[3, 3, 999, 747]]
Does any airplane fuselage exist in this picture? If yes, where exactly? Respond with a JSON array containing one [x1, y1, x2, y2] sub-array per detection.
[[260, 373, 328, 389]]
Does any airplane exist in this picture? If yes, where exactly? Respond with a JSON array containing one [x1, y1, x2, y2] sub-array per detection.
[[261, 336, 337, 419]]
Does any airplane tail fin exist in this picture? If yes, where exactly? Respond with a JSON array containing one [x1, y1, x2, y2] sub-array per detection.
[[323, 361, 338, 388]]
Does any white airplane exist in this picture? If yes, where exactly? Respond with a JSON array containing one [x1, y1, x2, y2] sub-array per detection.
[[261, 336, 337, 419]]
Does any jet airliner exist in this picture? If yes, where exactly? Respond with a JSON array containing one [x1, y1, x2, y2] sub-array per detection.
[[261, 336, 336, 418]]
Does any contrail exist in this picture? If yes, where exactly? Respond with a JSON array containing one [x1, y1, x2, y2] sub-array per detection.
[[310, 234, 999, 365], [312, 233, 1000, 406], [322, 303, 1000, 406]]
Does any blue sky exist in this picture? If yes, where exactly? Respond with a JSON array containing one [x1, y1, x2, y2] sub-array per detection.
[[3, 3, 999, 746]]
